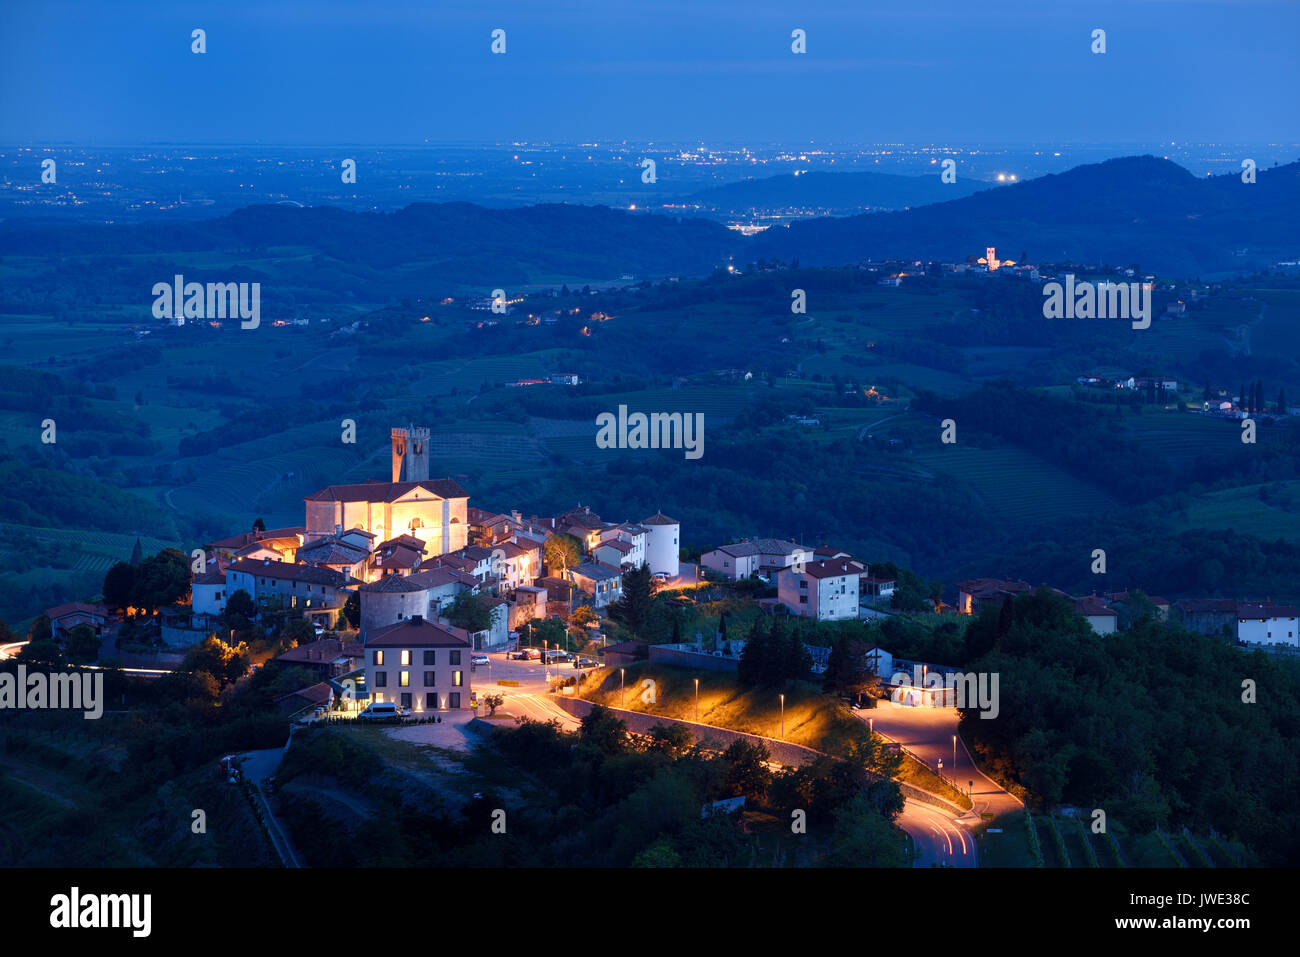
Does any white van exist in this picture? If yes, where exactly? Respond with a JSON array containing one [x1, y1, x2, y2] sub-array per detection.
[[358, 702, 404, 720]]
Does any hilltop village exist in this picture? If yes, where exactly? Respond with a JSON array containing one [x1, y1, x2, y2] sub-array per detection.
[[22, 424, 1298, 723]]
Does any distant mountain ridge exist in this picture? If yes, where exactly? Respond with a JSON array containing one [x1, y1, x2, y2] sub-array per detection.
[[749, 156, 1300, 276], [1, 156, 1296, 281]]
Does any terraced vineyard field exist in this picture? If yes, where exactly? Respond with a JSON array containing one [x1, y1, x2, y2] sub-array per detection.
[[912, 445, 1118, 526], [1123, 412, 1287, 469]]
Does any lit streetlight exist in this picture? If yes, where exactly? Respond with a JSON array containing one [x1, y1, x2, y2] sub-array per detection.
[[694, 677, 699, 722], [952, 734, 957, 772], [620, 668, 626, 708], [779, 693, 785, 739]]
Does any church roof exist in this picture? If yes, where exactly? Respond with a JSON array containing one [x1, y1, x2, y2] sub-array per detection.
[[305, 479, 468, 503]]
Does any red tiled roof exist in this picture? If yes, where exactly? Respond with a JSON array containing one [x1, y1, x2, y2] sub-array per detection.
[[278, 639, 364, 664], [364, 616, 471, 648], [792, 560, 858, 580], [227, 558, 358, 587], [305, 479, 468, 503], [46, 601, 108, 621]]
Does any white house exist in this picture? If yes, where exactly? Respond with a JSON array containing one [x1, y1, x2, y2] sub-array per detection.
[[1236, 603, 1300, 646], [777, 559, 860, 621], [191, 569, 228, 617], [364, 615, 473, 712], [569, 562, 624, 609], [226, 557, 359, 626], [701, 542, 760, 580]]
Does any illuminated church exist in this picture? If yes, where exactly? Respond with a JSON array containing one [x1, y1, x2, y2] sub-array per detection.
[[302, 427, 469, 555]]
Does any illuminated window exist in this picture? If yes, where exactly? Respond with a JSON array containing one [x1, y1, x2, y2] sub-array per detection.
[[374, 650, 384, 666], [452, 670, 463, 687], [401, 649, 411, 666], [400, 671, 410, 687]]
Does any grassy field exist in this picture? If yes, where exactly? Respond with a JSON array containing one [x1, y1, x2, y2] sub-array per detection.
[[578, 662, 871, 757], [912, 444, 1118, 525], [1170, 481, 1300, 541]]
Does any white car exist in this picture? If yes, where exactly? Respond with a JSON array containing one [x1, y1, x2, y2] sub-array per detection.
[[470, 654, 489, 666]]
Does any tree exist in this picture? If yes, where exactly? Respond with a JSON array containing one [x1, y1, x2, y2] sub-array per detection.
[[183, 636, 250, 686], [721, 739, 772, 802], [542, 533, 581, 577], [18, 636, 61, 664], [738, 618, 768, 687], [610, 564, 654, 637], [102, 561, 136, 612], [224, 588, 257, 631], [252, 517, 266, 532], [579, 704, 629, 756], [64, 623, 101, 664], [342, 590, 361, 629], [129, 538, 143, 567], [446, 591, 493, 634], [823, 793, 906, 867], [131, 548, 190, 613], [646, 722, 694, 758], [823, 636, 875, 696], [28, 614, 52, 644], [283, 617, 315, 647], [570, 605, 598, 628], [483, 693, 505, 716]]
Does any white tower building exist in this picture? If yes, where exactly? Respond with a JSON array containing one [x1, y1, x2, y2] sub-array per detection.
[[643, 512, 680, 577]]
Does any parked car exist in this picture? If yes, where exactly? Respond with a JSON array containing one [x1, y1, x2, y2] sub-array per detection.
[[358, 702, 406, 720], [575, 656, 601, 668], [470, 654, 489, 666], [516, 648, 541, 660]]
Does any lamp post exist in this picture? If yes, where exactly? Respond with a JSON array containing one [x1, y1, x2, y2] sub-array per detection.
[[620, 668, 626, 708], [694, 677, 699, 722], [952, 734, 957, 774], [779, 693, 785, 739]]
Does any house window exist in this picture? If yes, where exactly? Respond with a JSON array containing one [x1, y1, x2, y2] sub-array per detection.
[[449, 651, 461, 665], [375, 671, 388, 688], [401, 693, 412, 709], [799, 580, 807, 590], [424, 650, 436, 665], [424, 671, 436, 686], [400, 671, 410, 687], [425, 693, 437, 709], [401, 649, 411, 666], [449, 693, 461, 709], [373, 650, 384, 666], [452, 671, 463, 687], [799, 596, 808, 604]]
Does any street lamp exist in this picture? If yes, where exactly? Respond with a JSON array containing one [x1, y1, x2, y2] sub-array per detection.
[[694, 677, 699, 722], [952, 734, 957, 772], [779, 693, 785, 739], [620, 668, 626, 708]]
